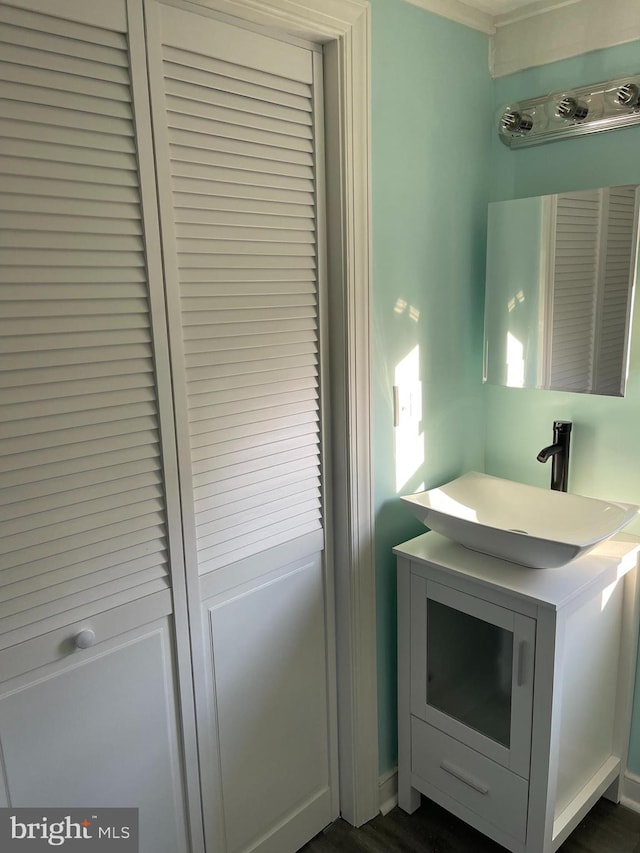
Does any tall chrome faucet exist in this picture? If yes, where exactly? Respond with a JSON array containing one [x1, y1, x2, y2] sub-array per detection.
[[537, 420, 572, 492]]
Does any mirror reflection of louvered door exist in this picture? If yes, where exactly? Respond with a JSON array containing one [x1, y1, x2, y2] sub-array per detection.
[[144, 3, 338, 852], [548, 186, 638, 395], [593, 185, 638, 395], [548, 190, 600, 393]]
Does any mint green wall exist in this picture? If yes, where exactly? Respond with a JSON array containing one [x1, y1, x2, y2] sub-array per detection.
[[486, 41, 640, 772], [371, 6, 640, 779], [371, 0, 492, 774]]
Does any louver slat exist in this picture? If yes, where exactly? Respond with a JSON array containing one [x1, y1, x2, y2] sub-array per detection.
[[164, 67, 310, 115], [196, 474, 320, 521], [169, 127, 313, 168], [0, 5, 170, 644], [162, 45, 311, 97], [189, 389, 318, 424], [173, 192, 313, 219]]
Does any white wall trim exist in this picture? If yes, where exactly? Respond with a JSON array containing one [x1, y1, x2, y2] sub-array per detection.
[[403, 0, 494, 34], [323, 5, 380, 827], [621, 771, 640, 813], [176, 0, 378, 830], [494, 0, 580, 27], [492, 0, 640, 77], [379, 768, 399, 816], [173, 0, 367, 40], [401, 0, 640, 79]]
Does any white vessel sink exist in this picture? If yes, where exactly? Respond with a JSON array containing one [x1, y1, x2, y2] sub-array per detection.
[[401, 471, 639, 568]]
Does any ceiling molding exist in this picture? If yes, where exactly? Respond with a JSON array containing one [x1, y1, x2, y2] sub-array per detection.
[[403, 0, 495, 35], [494, 0, 581, 27], [492, 0, 640, 77], [402, 0, 640, 79]]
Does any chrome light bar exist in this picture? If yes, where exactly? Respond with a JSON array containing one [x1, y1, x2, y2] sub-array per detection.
[[499, 73, 640, 148]]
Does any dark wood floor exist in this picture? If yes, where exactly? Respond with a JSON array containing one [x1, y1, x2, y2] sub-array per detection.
[[300, 796, 640, 853]]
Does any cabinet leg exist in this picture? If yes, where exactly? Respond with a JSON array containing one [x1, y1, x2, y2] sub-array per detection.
[[398, 772, 421, 814], [603, 773, 622, 804]]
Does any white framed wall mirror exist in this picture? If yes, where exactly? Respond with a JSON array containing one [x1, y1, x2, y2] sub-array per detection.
[[483, 185, 640, 396]]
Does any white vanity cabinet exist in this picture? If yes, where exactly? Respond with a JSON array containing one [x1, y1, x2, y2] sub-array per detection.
[[396, 531, 640, 853]]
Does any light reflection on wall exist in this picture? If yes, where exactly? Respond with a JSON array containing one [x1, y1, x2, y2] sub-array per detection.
[[394, 344, 424, 493], [506, 331, 525, 388]]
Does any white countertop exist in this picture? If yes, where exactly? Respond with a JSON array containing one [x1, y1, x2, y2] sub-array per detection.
[[394, 531, 640, 610]]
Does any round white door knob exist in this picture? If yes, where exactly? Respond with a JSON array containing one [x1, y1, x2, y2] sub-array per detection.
[[74, 629, 96, 650]]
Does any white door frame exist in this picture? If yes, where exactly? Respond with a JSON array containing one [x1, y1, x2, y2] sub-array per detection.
[[178, 0, 378, 828]]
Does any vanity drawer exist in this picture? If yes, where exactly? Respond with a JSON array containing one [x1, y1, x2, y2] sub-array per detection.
[[411, 716, 529, 843]]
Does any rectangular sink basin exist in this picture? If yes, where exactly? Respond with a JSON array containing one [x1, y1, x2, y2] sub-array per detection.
[[401, 471, 639, 568]]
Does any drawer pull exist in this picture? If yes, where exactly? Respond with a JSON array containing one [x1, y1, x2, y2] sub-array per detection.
[[440, 760, 489, 795], [73, 629, 96, 650]]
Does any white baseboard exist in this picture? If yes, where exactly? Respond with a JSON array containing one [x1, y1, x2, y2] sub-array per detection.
[[621, 771, 640, 813], [379, 768, 398, 816]]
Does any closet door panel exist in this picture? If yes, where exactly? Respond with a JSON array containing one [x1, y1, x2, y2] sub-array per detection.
[[0, 616, 188, 853], [0, 3, 197, 850], [145, 3, 337, 851], [206, 556, 330, 853]]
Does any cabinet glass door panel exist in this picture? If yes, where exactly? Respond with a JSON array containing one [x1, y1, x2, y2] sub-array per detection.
[[427, 599, 513, 748], [410, 575, 535, 777]]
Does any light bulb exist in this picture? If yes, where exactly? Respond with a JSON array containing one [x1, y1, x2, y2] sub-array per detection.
[[556, 95, 588, 120], [544, 91, 603, 125], [604, 81, 640, 111], [500, 109, 533, 135], [498, 102, 547, 141]]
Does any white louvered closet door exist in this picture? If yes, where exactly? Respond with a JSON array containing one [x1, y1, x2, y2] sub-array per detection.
[[0, 3, 194, 850], [145, 4, 337, 852]]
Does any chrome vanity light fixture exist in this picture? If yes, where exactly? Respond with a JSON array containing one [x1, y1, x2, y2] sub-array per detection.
[[499, 73, 640, 148]]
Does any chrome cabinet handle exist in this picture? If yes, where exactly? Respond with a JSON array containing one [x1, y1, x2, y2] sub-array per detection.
[[439, 760, 489, 795], [73, 629, 96, 650]]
